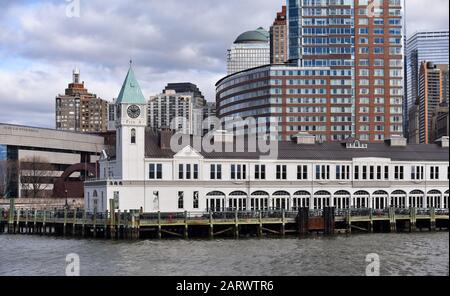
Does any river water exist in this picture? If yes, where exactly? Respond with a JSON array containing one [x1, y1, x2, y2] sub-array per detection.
[[0, 232, 448, 276]]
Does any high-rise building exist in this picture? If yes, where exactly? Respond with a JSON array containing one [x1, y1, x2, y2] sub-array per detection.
[[270, 6, 288, 64], [148, 83, 205, 136], [283, 0, 405, 143], [405, 30, 449, 138], [227, 28, 270, 75], [409, 62, 448, 144], [431, 102, 449, 142], [108, 98, 117, 131], [202, 102, 217, 134], [56, 69, 109, 133]]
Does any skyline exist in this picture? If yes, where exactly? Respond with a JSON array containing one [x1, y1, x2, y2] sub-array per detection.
[[0, 0, 449, 128]]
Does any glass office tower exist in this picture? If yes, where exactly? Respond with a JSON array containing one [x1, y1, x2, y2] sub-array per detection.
[[405, 30, 449, 137]]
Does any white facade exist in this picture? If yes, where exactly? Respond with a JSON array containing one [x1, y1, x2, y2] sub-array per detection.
[[85, 139, 449, 213], [84, 66, 449, 214]]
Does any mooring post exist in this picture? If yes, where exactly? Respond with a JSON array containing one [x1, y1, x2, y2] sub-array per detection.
[[410, 207, 416, 232], [93, 208, 97, 239], [16, 208, 21, 234], [258, 211, 263, 238], [24, 209, 29, 234], [72, 208, 77, 237], [42, 209, 47, 235], [63, 208, 68, 237], [123, 210, 128, 239], [281, 209, 286, 237], [234, 210, 239, 239], [33, 209, 37, 234], [298, 208, 309, 237], [104, 210, 108, 239], [131, 213, 137, 240], [209, 211, 214, 239], [369, 208, 373, 233], [109, 199, 115, 240], [117, 210, 121, 240], [8, 199, 15, 234], [157, 211, 161, 239], [346, 209, 351, 234], [390, 207, 396, 233], [184, 211, 188, 239], [81, 210, 86, 237], [430, 208, 436, 232]]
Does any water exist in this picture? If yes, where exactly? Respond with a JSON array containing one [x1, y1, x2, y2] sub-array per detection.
[[0, 233, 448, 276]]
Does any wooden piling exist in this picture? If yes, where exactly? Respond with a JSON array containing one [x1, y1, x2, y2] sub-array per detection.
[[234, 210, 239, 239], [430, 208, 436, 231], [297, 208, 309, 236], [63, 208, 67, 237], [323, 207, 335, 235], [72, 208, 77, 237], [183, 211, 188, 239], [208, 211, 214, 239], [258, 211, 263, 238], [157, 211, 161, 239]]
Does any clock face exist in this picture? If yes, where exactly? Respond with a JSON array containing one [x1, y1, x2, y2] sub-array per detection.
[[127, 105, 141, 119]]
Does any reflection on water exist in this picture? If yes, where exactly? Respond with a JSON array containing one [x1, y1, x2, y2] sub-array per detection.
[[0, 232, 448, 276]]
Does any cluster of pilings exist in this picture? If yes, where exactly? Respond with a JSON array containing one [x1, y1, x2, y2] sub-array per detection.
[[0, 198, 448, 240]]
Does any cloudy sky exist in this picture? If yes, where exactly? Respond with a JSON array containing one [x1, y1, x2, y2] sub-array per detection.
[[0, 0, 448, 128]]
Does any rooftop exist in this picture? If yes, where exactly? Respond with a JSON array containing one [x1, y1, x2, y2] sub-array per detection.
[[234, 27, 269, 44]]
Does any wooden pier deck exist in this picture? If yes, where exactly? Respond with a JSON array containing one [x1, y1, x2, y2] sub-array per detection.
[[0, 200, 448, 239]]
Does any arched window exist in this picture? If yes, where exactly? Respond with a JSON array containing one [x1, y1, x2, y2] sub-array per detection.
[[131, 128, 136, 144]]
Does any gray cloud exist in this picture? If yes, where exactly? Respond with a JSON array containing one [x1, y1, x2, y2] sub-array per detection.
[[0, 0, 448, 128]]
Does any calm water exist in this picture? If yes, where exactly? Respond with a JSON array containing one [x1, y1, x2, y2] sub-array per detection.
[[0, 233, 448, 276]]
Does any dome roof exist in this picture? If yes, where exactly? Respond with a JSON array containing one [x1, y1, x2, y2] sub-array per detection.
[[234, 27, 269, 44]]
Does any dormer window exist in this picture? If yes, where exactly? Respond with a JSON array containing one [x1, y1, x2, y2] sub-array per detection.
[[131, 128, 136, 144], [346, 140, 368, 149]]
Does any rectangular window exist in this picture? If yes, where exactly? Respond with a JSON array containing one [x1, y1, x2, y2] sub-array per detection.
[[377, 166, 382, 180], [148, 163, 162, 180], [362, 166, 367, 180], [193, 164, 198, 180], [186, 164, 191, 180], [156, 164, 162, 179], [231, 164, 246, 180], [178, 164, 184, 179], [277, 165, 287, 180], [430, 166, 440, 180], [297, 165, 308, 180], [355, 166, 360, 180], [394, 166, 404, 180], [316, 165, 330, 180], [255, 164, 266, 180], [384, 166, 389, 180], [149, 163, 156, 179]]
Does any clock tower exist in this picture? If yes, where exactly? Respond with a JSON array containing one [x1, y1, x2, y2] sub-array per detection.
[[115, 62, 147, 181]]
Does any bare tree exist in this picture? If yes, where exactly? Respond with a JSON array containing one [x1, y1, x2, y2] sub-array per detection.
[[20, 156, 54, 198], [0, 160, 18, 198]]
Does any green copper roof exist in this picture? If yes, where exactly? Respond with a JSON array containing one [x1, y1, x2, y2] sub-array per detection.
[[116, 65, 146, 105], [234, 27, 269, 44]]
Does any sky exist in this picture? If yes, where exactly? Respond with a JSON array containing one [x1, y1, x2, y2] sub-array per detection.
[[0, 0, 448, 128]]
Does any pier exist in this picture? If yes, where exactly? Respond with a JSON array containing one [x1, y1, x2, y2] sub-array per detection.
[[0, 199, 448, 239]]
